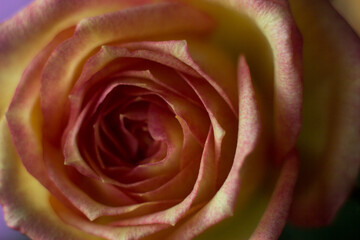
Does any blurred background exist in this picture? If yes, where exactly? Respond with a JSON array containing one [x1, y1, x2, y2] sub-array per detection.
[[0, 0, 359, 239]]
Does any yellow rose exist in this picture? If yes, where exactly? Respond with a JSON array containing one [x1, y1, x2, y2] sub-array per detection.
[[0, 0, 359, 240]]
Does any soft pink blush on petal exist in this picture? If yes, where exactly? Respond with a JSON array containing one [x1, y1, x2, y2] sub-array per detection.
[[44, 141, 180, 221], [0, 0, 154, 116], [249, 151, 298, 240], [50, 195, 170, 240], [0, 119, 99, 240], [6, 27, 75, 196], [168, 56, 261, 239], [40, 2, 214, 141], [289, 0, 360, 226], [195, 0, 302, 162], [110, 127, 217, 227]]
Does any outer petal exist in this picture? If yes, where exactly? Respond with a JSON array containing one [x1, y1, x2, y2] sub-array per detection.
[[187, 0, 302, 161], [40, 2, 214, 141], [5, 27, 75, 196], [0, 0, 153, 117], [332, 0, 360, 35], [289, 0, 360, 226], [249, 151, 298, 240], [167, 56, 262, 239], [50, 196, 169, 240], [0, 119, 99, 240]]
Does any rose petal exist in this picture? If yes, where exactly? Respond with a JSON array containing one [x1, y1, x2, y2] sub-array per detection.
[[50, 196, 169, 240], [189, 0, 302, 161], [74, 43, 210, 144], [111, 127, 217, 226], [67, 42, 203, 115], [6, 27, 74, 191], [180, 72, 238, 187], [0, 119, 98, 240], [122, 103, 183, 181], [40, 2, 214, 141], [332, 0, 360, 35], [127, 160, 199, 202], [45, 140, 181, 220], [123, 40, 239, 115], [115, 68, 210, 144], [120, 114, 204, 199], [64, 77, 188, 186], [0, 0, 147, 116], [289, 0, 360, 226], [249, 151, 298, 240], [167, 56, 261, 239], [126, 109, 204, 201]]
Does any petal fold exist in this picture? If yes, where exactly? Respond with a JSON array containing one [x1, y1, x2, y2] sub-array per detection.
[[289, 0, 360, 226], [0, 118, 98, 240]]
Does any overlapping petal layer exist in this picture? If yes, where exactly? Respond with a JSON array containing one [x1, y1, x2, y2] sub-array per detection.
[[289, 0, 360, 226], [0, 0, 157, 117], [186, 0, 302, 162], [0, 0, 308, 239]]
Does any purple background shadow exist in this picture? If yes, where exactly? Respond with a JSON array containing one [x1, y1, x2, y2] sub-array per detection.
[[1, 2, 33, 240], [0, 0, 33, 22]]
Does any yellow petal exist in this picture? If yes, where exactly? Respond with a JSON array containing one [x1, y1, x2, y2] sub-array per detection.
[[0, 118, 100, 240], [289, 0, 360, 226]]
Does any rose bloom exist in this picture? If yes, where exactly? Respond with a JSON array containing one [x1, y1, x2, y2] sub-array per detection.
[[332, 0, 360, 35], [0, 0, 359, 239]]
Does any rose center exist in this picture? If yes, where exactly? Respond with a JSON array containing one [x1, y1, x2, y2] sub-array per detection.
[[76, 85, 170, 171]]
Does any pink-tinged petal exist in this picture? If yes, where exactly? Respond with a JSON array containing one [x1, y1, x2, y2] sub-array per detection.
[[75, 46, 202, 106], [185, 40, 239, 116], [332, 0, 360, 35], [131, 63, 201, 106], [50, 196, 170, 240], [66, 169, 135, 207], [65, 76, 189, 186], [6, 28, 74, 191], [71, 44, 200, 97], [168, 56, 261, 239], [189, 0, 302, 161], [249, 151, 298, 240], [0, 119, 99, 240], [122, 40, 239, 115], [67, 43, 203, 128], [129, 158, 200, 202], [118, 41, 237, 187], [63, 96, 103, 180], [65, 84, 152, 182], [0, 0, 152, 116], [40, 2, 214, 141], [122, 103, 183, 181], [180, 72, 238, 187], [176, 115, 205, 169], [112, 128, 217, 227], [115, 173, 172, 193], [114, 69, 210, 145], [72, 43, 210, 144], [117, 41, 201, 78], [73, 134, 168, 191], [44, 141, 180, 220], [289, 0, 360, 226], [94, 115, 135, 168], [78, 78, 186, 183]]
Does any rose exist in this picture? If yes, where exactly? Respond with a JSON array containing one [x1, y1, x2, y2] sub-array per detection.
[[332, 0, 360, 35], [0, 0, 359, 240], [0, 0, 356, 239]]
